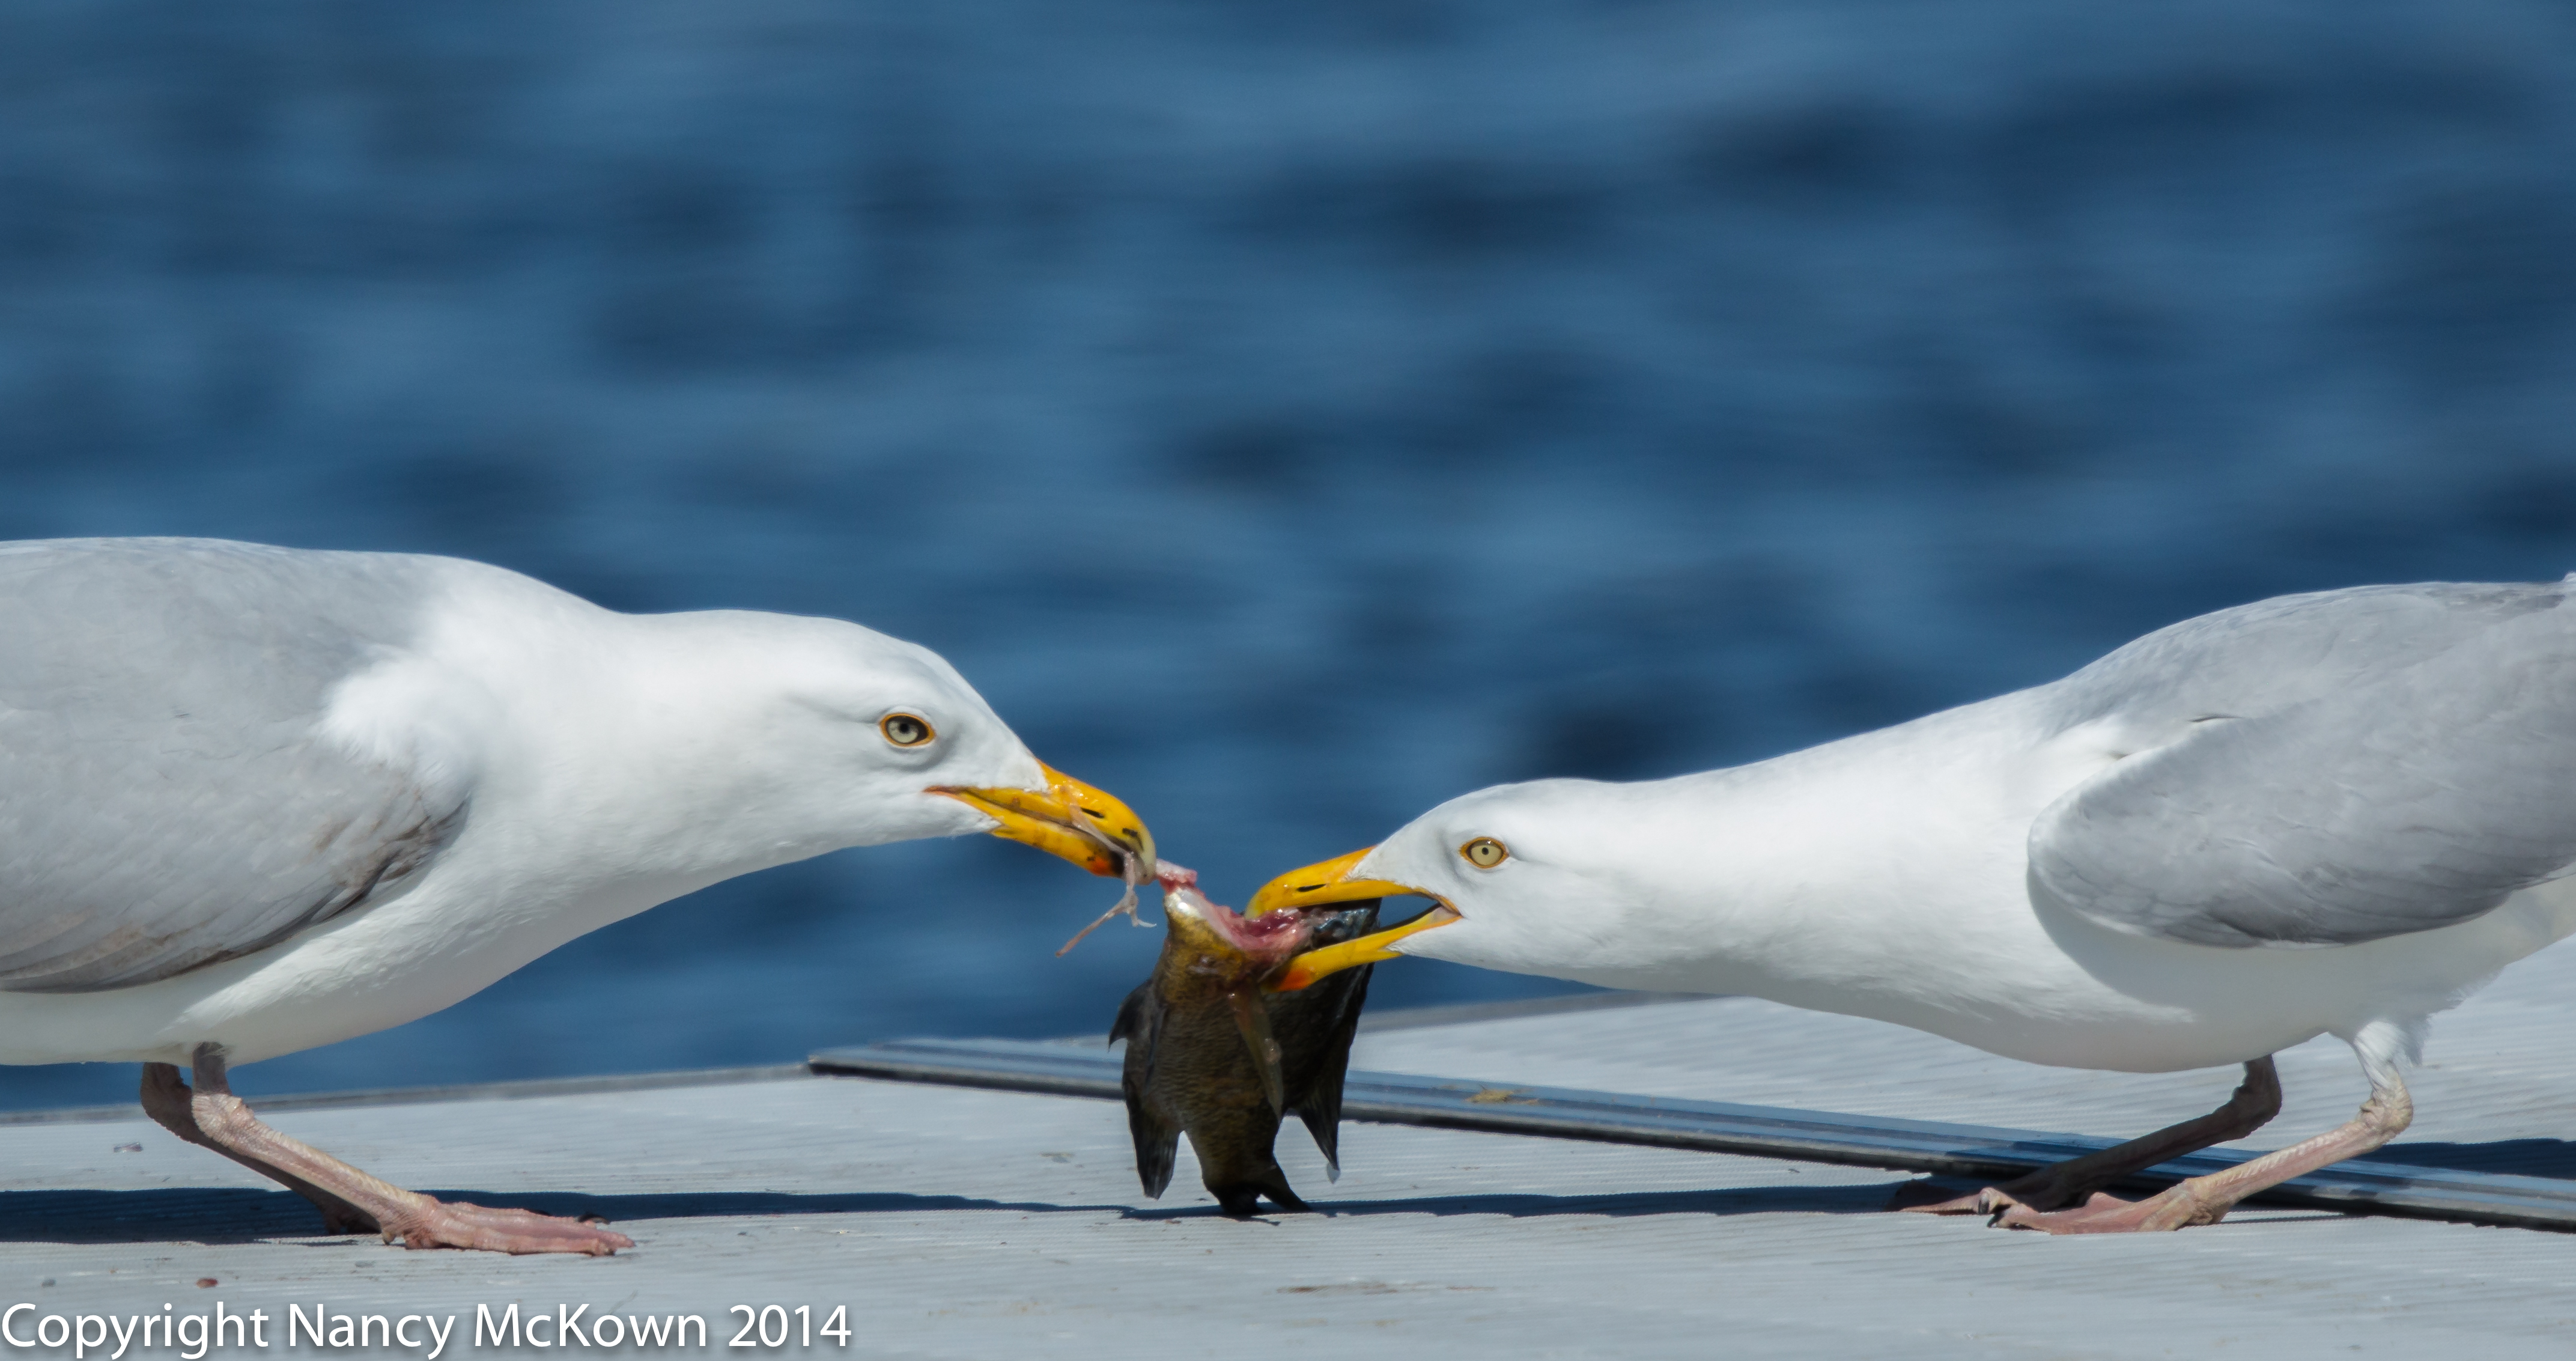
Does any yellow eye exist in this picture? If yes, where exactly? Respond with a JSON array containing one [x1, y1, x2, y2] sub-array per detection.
[[1460, 837, 1508, 869], [879, 713, 936, 747]]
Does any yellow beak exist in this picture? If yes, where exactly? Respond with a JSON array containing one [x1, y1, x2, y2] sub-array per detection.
[[938, 764, 1155, 878], [1249, 845, 1462, 993]]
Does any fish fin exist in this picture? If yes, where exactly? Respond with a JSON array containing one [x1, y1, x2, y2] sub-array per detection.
[[1108, 981, 1152, 1046], [1126, 1100, 1180, 1200], [1298, 1099, 1343, 1181], [1113, 980, 1165, 1092], [1291, 959, 1375, 1182], [1253, 1166, 1311, 1214], [1294, 1083, 1342, 1180], [1114, 984, 1178, 1198], [1208, 1162, 1308, 1217], [1227, 989, 1286, 1113]]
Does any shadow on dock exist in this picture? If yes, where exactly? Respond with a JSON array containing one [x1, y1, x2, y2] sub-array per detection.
[[1123, 1182, 1899, 1222], [1, 1179, 1910, 1243], [2367, 1140, 2576, 1181], [0, 1187, 1134, 1246], [16, 1143, 2569, 1243]]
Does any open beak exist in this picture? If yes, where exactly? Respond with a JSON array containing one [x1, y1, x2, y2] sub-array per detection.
[[938, 764, 1154, 878], [1248, 845, 1462, 993]]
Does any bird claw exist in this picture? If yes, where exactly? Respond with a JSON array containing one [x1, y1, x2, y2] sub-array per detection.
[[381, 1199, 634, 1255], [1991, 1188, 2220, 1234], [1891, 1177, 2065, 1217]]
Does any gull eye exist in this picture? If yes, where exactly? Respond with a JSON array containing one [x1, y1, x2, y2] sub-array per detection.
[[1460, 837, 1508, 869], [879, 713, 936, 747]]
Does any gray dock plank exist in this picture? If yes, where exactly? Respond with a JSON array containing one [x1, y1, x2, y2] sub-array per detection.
[[812, 1036, 2576, 1229], [9, 1076, 2576, 1359], [5, 939, 2576, 1356]]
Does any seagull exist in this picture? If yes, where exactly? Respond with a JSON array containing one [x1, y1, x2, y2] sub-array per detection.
[[0, 537, 1154, 1254], [1253, 579, 2576, 1233]]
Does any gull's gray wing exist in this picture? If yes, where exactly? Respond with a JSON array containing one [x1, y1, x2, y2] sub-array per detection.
[[0, 538, 469, 991], [2027, 580, 2576, 948]]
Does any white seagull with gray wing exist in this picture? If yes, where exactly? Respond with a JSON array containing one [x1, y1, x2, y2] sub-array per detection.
[[0, 538, 1154, 1254], [1255, 580, 2576, 1232]]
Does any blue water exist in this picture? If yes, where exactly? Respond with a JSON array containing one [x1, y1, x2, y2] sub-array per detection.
[[4, 0, 2575, 1109]]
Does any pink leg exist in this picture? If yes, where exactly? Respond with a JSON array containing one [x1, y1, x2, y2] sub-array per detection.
[[1998, 1062, 2413, 1234], [144, 1047, 634, 1256], [141, 1063, 376, 1234], [1898, 1057, 2282, 1217]]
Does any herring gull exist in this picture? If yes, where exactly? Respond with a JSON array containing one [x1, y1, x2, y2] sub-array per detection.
[[1255, 579, 2576, 1232], [0, 537, 1153, 1253]]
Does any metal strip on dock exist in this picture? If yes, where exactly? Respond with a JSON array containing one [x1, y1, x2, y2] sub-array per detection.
[[811, 1037, 2576, 1232]]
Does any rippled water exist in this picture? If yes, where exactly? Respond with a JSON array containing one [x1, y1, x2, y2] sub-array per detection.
[[4, 0, 2575, 1107]]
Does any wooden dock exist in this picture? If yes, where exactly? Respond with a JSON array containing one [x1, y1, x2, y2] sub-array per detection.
[[9, 945, 2576, 1357]]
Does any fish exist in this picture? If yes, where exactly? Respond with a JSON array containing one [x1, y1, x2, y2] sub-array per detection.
[[1108, 883, 1381, 1216]]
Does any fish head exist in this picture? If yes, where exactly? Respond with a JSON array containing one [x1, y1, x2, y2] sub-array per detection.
[[1160, 884, 1328, 985]]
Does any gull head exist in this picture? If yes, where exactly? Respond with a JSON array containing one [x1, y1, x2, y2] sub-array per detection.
[[1247, 779, 1648, 990], [637, 611, 1150, 879]]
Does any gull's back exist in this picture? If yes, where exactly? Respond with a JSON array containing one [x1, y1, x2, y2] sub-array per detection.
[[2027, 579, 2576, 949], [0, 538, 470, 991]]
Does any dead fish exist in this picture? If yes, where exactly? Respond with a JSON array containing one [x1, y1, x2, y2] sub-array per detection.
[[1108, 884, 1381, 1216]]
